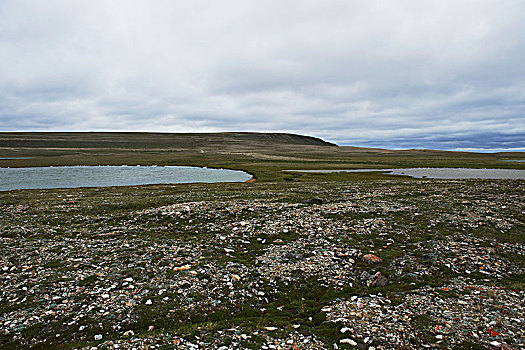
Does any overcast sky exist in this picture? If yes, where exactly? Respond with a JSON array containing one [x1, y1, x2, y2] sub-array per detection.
[[1, 1, 524, 151]]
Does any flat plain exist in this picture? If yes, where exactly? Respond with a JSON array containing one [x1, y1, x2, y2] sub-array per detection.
[[0, 132, 524, 349]]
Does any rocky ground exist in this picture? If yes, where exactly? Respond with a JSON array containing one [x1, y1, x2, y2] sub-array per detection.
[[0, 179, 524, 349]]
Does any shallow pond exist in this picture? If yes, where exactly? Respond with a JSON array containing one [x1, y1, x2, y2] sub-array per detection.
[[0, 157, 34, 160], [285, 168, 525, 179], [0, 166, 252, 191]]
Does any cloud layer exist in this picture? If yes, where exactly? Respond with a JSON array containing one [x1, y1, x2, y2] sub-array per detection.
[[1, 0, 524, 150]]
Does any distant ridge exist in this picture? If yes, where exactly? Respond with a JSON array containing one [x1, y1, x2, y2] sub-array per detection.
[[220, 132, 337, 146], [0, 132, 337, 149]]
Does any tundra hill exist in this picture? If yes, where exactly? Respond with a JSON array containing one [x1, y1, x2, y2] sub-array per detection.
[[0, 132, 336, 150], [0, 132, 523, 182]]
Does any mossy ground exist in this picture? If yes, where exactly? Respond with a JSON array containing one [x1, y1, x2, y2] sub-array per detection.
[[0, 133, 524, 348]]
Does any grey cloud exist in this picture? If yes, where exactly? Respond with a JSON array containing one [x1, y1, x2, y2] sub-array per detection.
[[0, 0, 524, 151], [343, 132, 525, 152]]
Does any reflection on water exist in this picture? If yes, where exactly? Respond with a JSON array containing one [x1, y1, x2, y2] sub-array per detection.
[[0, 166, 252, 191]]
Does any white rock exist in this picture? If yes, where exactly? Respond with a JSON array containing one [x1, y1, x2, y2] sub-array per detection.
[[145, 299, 152, 305], [490, 341, 501, 347], [94, 334, 103, 341], [340, 327, 351, 333], [340, 339, 357, 346]]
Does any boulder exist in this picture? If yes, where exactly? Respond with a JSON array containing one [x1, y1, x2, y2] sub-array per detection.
[[362, 254, 383, 264], [359, 271, 388, 287]]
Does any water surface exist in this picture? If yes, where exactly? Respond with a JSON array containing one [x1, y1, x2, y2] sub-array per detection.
[[0, 166, 252, 191], [284, 168, 525, 179], [0, 157, 33, 160]]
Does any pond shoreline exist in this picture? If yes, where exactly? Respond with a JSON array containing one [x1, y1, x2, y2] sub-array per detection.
[[284, 167, 525, 179], [0, 165, 252, 191]]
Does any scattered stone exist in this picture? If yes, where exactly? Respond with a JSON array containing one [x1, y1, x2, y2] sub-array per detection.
[[340, 338, 357, 346], [302, 197, 324, 205], [173, 265, 191, 271], [362, 254, 382, 264], [0, 180, 523, 349], [359, 271, 388, 287]]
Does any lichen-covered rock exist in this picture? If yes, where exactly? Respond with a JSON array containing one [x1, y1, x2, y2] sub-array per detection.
[[362, 254, 383, 264]]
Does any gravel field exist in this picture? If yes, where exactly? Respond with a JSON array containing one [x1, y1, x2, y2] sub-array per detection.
[[0, 179, 524, 349]]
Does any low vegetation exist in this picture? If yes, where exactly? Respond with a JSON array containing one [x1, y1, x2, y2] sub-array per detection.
[[0, 132, 524, 349]]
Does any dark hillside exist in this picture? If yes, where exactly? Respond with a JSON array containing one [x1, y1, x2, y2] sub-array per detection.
[[0, 132, 336, 149], [0, 131, 523, 181]]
